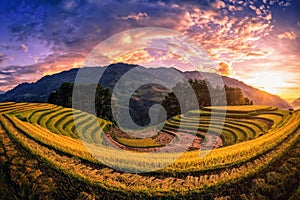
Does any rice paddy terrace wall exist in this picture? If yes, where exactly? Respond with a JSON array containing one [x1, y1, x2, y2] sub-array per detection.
[[0, 102, 300, 199]]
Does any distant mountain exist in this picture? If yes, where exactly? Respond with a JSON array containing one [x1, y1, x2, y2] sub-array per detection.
[[0, 90, 5, 95], [0, 68, 79, 102], [0, 63, 291, 109], [292, 98, 300, 108]]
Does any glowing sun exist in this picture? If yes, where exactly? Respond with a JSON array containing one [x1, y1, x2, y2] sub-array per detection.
[[251, 71, 288, 95]]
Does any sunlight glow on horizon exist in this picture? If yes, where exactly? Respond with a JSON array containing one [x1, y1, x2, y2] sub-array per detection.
[[244, 71, 292, 97]]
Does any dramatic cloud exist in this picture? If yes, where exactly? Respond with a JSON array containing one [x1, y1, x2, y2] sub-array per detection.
[[212, 0, 226, 9], [277, 31, 297, 40], [21, 44, 29, 53], [167, 0, 276, 63], [217, 62, 232, 76], [121, 12, 149, 21]]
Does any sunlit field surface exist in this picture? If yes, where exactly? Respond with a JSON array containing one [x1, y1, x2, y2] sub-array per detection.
[[0, 102, 300, 199]]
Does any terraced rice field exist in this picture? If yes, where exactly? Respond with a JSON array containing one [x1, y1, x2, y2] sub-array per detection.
[[0, 102, 300, 199]]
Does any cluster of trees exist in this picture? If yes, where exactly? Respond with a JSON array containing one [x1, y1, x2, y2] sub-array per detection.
[[162, 79, 252, 119], [48, 83, 73, 108], [49, 80, 252, 124], [48, 83, 112, 120]]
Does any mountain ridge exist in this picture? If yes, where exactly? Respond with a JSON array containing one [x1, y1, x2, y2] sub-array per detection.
[[0, 63, 291, 109], [292, 98, 300, 108]]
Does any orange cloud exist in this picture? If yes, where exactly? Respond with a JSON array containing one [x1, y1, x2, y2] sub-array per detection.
[[246, 50, 271, 59], [217, 62, 232, 76], [42, 58, 84, 76], [113, 48, 187, 67], [212, 0, 226, 9], [113, 49, 153, 64], [121, 12, 149, 21], [277, 31, 297, 40]]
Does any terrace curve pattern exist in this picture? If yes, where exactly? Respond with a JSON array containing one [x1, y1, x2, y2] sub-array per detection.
[[0, 102, 300, 199]]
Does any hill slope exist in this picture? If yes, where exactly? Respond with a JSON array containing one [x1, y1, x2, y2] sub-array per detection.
[[293, 98, 300, 108], [183, 71, 291, 109], [0, 63, 291, 109]]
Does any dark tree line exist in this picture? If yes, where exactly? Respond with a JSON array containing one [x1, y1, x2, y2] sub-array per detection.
[[48, 82, 112, 120], [48, 83, 73, 108], [49, 80, 252, 125], [161, 79, 252, 119]]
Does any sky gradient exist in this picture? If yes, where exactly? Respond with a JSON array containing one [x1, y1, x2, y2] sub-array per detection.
[[0, 0, 299, 103]]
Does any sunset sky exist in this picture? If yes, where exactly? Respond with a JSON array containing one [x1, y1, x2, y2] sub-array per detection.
[[0, 0, 299, 103]]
